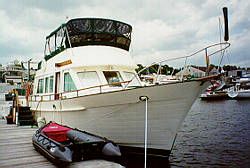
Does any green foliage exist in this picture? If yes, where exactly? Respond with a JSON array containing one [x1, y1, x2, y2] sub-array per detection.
[[136, 64, 180, 75], [223, 65, 238, 71]]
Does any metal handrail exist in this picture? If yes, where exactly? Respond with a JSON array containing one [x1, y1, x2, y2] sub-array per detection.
[[136, 42, 231, 82], [30, 80, 132, 102], [137, 42, 230, 75]]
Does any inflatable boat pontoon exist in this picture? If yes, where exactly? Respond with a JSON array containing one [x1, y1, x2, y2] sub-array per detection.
[[32, 122, 121, 164]]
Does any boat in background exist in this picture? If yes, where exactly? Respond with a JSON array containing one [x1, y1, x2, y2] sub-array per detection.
[[0, 83, 15, 119], [201, 75, 250, 100], [200, 80, 229, 100], [227, 83, 250, 99], [140, 74, 179, 86], [28, 17, 230, 158], [200, 91, 228, 100], [0, 60, 26, 85]]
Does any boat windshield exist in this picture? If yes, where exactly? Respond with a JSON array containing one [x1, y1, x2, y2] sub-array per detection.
[[103, 71, 123, 87], [77, 71, 101, 88], [123, 72, 141, 86], [67, 18, 132, 51], [44, 18, 132, 61]]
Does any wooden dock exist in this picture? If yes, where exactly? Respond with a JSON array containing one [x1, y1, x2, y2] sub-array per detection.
[[0, 119, 123, 168]]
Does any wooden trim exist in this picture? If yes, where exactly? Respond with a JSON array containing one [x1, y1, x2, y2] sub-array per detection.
[[55, 60, 72, 67]]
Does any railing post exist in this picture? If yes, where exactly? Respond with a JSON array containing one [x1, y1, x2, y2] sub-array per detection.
[[139, 96, 149, 168], [181, 56, 188, 82]]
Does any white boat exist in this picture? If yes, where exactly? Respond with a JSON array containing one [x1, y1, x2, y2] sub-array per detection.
[[200, 91, 228, 100], [235, 89, 250, 98], [227, 83, 250, 99], [200, 80, 228, 100], [0, 61, 26, 85], [140, 74, 179, 86], [28, 18, 229, 157]]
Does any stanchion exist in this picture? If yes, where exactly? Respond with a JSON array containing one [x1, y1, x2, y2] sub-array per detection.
[[139, 96, 149, 168]]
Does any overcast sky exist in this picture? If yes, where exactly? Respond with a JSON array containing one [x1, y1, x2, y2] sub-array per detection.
[[0, 0, 249, 68]]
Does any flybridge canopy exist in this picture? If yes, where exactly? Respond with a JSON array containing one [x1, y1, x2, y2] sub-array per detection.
[[44, 18, 132, 61]]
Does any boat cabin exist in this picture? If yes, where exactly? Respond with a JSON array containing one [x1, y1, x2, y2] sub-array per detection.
[[32, 18, 142, 101]]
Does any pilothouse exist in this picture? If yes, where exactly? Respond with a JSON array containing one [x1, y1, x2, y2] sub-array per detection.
[[35, 18, 141, 101]]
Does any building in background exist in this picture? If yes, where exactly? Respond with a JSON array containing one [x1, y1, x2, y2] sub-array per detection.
[[175, 65, 206, 79]]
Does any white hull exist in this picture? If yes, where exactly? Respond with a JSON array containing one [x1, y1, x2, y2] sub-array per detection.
[[30, 81, 205, 156], [237, 90, 250, 98], [235, 90, 250, 98], [228, 89, 250, 99]]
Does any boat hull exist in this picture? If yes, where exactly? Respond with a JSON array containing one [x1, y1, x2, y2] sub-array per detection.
[[30, 81, 206, 157], [228, 90, 250, 99], [200, 91, 228, 100], [237, 90, 250, 98]]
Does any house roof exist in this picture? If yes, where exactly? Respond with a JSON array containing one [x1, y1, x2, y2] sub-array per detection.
[[191, 65, 216, 72]]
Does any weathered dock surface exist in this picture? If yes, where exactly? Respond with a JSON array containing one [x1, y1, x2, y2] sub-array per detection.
[[0, 119, 123, 168]]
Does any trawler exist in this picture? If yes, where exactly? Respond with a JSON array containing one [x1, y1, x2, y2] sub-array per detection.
[[29, 18, 229, 158]]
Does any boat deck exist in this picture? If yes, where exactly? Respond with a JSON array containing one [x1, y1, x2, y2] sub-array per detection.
[[0, 119, 123, 168]]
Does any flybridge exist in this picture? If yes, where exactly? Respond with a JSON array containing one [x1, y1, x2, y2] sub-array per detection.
[[44, 18, 132, 61]]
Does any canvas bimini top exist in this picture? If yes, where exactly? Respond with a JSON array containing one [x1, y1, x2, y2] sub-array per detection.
[[44, 18, 132, 61]]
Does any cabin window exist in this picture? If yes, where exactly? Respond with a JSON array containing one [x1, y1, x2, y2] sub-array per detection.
[[37, 79, 44, 94], [49, 35, 56, 53], [45, 77, 49, 93], [44, 76, 54, 93], [123, 72, 141, 86], [56, 28, 66, 50], [64, 72, 76, 92], [7, 80, 14, 85], [103, 71, 123, 86], [49, 76, 54, 93], [77, 71, 101, 88]]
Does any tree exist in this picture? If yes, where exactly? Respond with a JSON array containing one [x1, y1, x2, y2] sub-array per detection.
[[136, 64, 179, 75], [223, 65, 238, 71], [136, 64, 144, 73]]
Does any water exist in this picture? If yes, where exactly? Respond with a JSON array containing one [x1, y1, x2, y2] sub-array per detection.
[[170, 99, 250, 168], [124, 99, 250, 168]]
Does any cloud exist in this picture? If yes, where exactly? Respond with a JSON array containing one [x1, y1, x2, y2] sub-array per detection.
[[0, 0, 249, 68]]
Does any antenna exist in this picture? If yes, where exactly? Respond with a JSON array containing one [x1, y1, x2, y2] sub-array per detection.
[[223, 7, 229, 41], [65, 16, 69, 22], [218, 17, 224, 68]]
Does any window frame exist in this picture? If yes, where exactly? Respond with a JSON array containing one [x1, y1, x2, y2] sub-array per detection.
[[45, 77, 49, 93], [49, 75, 54, 93], [37, 78, 44, 94], [64, 72, 76, 92]]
